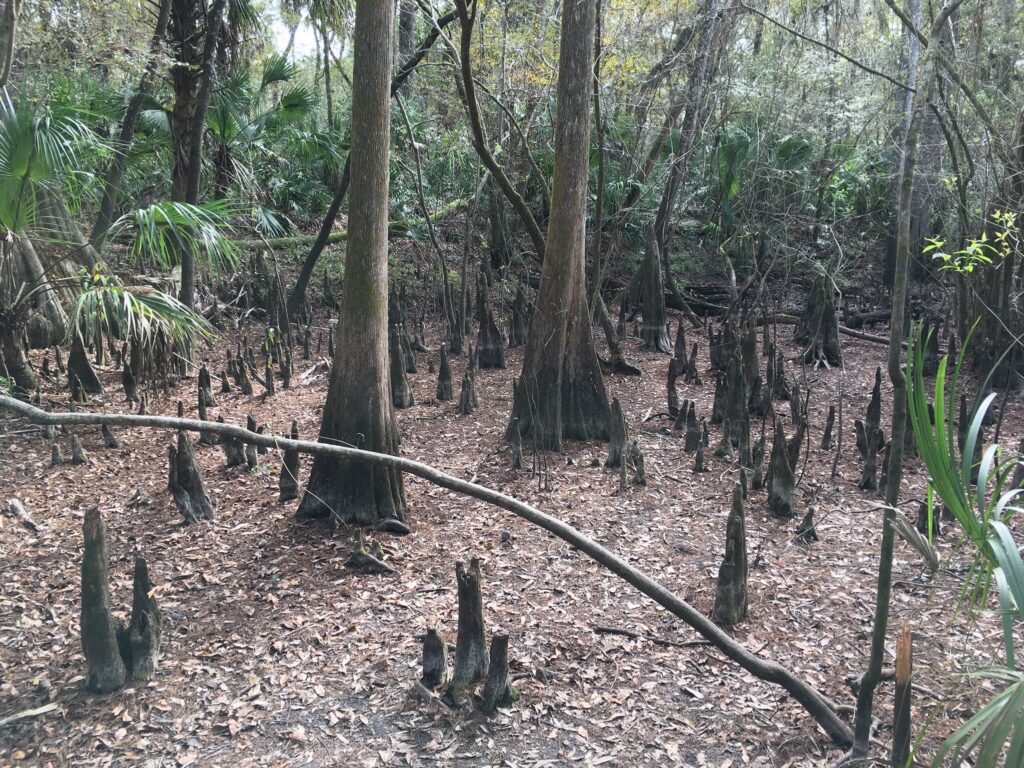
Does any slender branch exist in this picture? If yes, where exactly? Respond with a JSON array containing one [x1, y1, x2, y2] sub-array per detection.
[[0, 394, 851, 746], [453, 0, 546, 259], [735, 2, 912, 92]]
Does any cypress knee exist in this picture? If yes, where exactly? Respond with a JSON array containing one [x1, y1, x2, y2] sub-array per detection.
[[436, 344, 453, 401], [390, 325, 414, 408], [767, 419, 795, 519], [712, 483, 748, 626], [81, 508, 127, 693], [480, 634, 517, 714], [447, 559, 488, 706], [606, 398, 627, 468], [421, 627, 449, 689]]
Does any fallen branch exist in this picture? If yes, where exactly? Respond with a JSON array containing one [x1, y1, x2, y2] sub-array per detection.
[[234, 198, 468, 250], [0, 395, 853, 746]]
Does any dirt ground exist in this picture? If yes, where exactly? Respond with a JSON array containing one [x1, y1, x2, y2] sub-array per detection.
[[1, 310, 1021, 767]]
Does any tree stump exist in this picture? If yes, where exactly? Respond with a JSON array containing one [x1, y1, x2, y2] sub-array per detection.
[[436, 344, 453, 401], [238, 355, 254, 395], [476, 295, 507, 369], [70, 332, 104, 394], [667, 358, 680, 419], [796, 508, 820, 543], [457, 371, 475, 416], [220, 416, 246, 467], [198, 364, 217, 408], [822, 405, 835, 450], [447, 559, 488, 706], [711, 372, 726, 425], [693, 442, 707, 473], [684, 401, 700, 454], [712, 483, 748, 626], [101, 424, 119, 449], [509, 417, 524, 470], [122, 361, 138, 404], [767, 419, 795, 519], [421, 627, 449, 689], [480, 634, 517, 714], [279, 420, 300, 502], [119, 557, 163, 682], [81, 508, 127, 693], [714, 419, 733, 459], [628, 440, 646, 485], [795, 275, 843, 368], [169, 431, 214, 523]]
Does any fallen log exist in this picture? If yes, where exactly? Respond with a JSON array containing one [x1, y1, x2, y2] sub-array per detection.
[[0, 394, 853, 746]]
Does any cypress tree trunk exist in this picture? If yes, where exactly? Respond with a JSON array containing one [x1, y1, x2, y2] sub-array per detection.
[[508, 0, 610, 450], [298, 0, 405, 526]]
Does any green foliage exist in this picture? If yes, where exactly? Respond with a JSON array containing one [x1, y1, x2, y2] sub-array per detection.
[[106, 200, 240, 273], [0, 103, 99, 232], [907, 328, 1024, 765], [68, 264, 214, 350], [925, 211, 1019, 275]]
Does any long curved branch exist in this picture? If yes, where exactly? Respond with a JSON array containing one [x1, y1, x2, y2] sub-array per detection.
[[0, 394, 852, 746], [453, 0, 547, 260]]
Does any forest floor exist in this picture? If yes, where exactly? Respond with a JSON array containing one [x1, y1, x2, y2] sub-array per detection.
[[2, 300, 1023, 767]]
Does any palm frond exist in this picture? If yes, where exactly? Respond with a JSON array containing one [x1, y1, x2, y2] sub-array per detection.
[[106, 201, 240, 274]]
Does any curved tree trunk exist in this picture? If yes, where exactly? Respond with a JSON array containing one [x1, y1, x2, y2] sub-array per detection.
[[508, 0, 610, 451], [297, 0, 404, 526], [91, 0, 172, 247]]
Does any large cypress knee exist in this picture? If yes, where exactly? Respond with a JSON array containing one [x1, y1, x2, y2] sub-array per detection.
[[121, 557, 163, 682], [712, 483, 748, 626], [447, 558, 488, 706], [767, 419, 795, 519], [421, 627, 449, 689], [436, 344, 453, 401], [81, 508, 127, 693]]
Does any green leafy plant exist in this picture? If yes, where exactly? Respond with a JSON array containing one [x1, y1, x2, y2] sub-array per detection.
[[907, 327, 1024, 765], [67, 264, 213, 351], [105, 200, 240, 273], [924, 210, 1019, 275]]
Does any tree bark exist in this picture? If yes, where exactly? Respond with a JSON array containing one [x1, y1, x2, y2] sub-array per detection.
[[91, 0, 172, 247], [297, 0, 404, 526]]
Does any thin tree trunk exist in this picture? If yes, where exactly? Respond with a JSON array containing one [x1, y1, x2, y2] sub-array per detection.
[[852, 0, 965, 756], [285, 9, 458, 319], [91, 0, 172, 247], [179, 0, 228, 309]]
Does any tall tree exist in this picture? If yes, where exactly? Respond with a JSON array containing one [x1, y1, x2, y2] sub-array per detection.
[[169, 0, 227, 309], [297, 0, 404, 525], [507, 0, 610, 450]]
